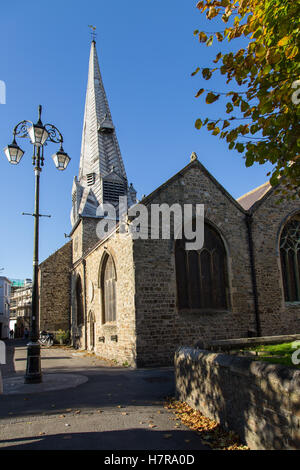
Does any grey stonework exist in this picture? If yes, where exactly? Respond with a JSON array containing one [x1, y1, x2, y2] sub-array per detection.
[[251, 191, 300, 336], [71, 226, 136, 366], [175, 346, 300, 450], [38, 241, 72, 333]]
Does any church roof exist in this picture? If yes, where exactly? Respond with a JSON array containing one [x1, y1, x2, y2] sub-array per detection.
[[237, 182, 271, 210]]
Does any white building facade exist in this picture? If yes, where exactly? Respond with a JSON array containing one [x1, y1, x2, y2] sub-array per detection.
[[0, 277, 11, 339]]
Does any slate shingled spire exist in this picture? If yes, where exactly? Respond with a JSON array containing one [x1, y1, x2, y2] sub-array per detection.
[[71, 40, 136, 226]]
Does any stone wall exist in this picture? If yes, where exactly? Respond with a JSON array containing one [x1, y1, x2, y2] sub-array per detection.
[[175, 346, 300, 450], [71, 228, 137, 367], [72, 218, 100, 264], [251, 191, 300, 336], [133, 161, 256, 366], [38, 241, 72, 332]]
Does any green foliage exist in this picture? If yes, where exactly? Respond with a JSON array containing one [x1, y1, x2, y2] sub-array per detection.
[[194, 0, 300, 195], [55, 329, 70, 344], [246, 342, 300, 368]]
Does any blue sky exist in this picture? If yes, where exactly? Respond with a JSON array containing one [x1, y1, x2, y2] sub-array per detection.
[[0, 0, 273, 279]]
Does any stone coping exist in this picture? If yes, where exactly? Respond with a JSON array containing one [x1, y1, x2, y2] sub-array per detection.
[[176, 347, 300, 393], [195, 334, 300, 351]]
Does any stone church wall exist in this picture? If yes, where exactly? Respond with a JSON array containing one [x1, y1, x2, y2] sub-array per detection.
[[71, 229, 137, 367], [38, 241, 72, 333], [251, 191, 300, 336], [72, 217, 100, 264], [133, 162, 257, 367]]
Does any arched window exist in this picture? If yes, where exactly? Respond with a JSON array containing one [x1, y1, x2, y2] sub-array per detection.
[[76, 276, 84, 325], [175, 222, 228, 311], [100, 254, 117, 323], [280, 213, 300, 301]]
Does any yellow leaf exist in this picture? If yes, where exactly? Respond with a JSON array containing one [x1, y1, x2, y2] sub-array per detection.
[[285, 45, 298, 59], [277, 36, 289, 47]]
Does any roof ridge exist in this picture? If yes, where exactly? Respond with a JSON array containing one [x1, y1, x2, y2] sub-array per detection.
[[140, 157, 246, 214], [237, 181, 271, 201]]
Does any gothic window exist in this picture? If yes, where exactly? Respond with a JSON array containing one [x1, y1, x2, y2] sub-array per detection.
[[76, 276, 84, 326], [101, 254, 117, 323], [175, 222, 228, 311], [280, 214, 300, 302]]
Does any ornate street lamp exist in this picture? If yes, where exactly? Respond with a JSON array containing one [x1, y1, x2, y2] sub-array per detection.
[[4, 105, 70, 384]]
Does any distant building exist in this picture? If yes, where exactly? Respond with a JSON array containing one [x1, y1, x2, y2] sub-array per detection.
[[0, 277, 11, 339], [9, 279, 32, 338]]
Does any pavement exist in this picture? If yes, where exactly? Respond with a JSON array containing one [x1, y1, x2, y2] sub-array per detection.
[[0, 340, 209, 451]]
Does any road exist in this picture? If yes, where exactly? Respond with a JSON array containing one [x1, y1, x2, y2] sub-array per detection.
[[0, 340, 208, 451]]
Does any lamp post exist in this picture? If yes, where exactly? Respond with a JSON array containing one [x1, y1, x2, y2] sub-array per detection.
[[4, 105, 70, 384]]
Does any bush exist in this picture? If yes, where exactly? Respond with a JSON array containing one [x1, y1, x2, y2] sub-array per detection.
[[55, 330, 70, 345]]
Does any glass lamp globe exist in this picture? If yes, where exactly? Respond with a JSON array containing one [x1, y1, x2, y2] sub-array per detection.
[[4, 140, 24, 164], [52, 147, 70, 170], [28, 124, 49, 147]]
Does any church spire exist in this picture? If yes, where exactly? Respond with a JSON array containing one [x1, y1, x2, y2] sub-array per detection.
[[71, 39, 136, 226]]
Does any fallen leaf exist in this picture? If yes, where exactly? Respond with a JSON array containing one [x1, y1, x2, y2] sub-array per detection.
[[163, 434, 173, 439], [164, 398, 249, 451]]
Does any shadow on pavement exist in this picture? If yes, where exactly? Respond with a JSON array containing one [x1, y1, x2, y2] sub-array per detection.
[[0, 428, 209, 450], [0, 368, 175, 420]]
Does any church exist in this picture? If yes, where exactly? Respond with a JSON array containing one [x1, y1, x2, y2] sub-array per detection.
[[38, 40, 300, 367]]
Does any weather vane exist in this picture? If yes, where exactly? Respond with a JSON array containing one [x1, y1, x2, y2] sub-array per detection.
[[88, 25, 97, 42]]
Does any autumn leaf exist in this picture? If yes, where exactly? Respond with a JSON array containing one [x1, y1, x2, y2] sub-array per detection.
[[206, 92, 220, 104], [195, 119, 203, 130], [195, 88, 205, 98], [277, 36, 289, 47], [198, 32, 207, 43], [191, 67, 200, 77], [206, 35, 214, 46]]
